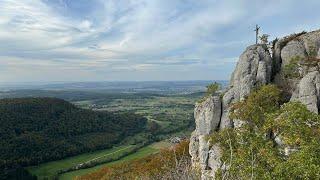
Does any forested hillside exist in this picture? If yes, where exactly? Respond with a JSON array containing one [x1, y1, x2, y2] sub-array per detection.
[[0, 98, 147, 178]]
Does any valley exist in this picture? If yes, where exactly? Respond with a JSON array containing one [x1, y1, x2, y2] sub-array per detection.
[[0, 81, 218, 179]]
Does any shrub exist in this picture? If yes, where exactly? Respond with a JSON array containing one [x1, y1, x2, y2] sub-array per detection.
[[283, 45, 320, 79], [230, 85, 282, 128], [210, 85, 320, 179], [206, 82, 221, 95], [197, 82, 221, 103], [283, 56, 301, 79]]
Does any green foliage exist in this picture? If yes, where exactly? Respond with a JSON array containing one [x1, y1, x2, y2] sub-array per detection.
[[283, 56, 301, 79], [77, 141, 199, 180], [198, 82, 221, 103], [283, 45, 320, 79], [230, 85, 282, 128], [211, 85, 320, 179], [206, 82, 221, 95], [0, 97, 147, 178], [0, 167, 36, 180], [59, 145, 159, 180], [266, 102, 320, 179]]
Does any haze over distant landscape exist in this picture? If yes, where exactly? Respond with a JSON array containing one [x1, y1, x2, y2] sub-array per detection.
[[1, 0, 320, 82], [2, 1, 320, 180]]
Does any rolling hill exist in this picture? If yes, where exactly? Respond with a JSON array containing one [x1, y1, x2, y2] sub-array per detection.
[[0, 97, 147, 179]]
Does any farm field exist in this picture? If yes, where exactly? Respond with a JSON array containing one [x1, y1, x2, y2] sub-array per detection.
[[73, 93, 202, 136], [11, 81, 214, 179], [27, 145, 135, 179], [58, 142, 171, 180]]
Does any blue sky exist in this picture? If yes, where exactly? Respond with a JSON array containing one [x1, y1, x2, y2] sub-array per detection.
[[0, 0, 320, 82]]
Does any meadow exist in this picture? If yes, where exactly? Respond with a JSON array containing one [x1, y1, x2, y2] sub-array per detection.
[[58, 144, 161, 180], [27, 145, 135, 179]]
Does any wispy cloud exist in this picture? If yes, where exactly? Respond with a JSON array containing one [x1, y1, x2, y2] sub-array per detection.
[[1, 0, 320, 82]]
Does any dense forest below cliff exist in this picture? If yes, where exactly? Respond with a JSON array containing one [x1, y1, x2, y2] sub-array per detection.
[[0, 97, 147, 178]]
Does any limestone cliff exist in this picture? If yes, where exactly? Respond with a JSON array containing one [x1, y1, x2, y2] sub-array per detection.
[[190, 44, 273, 179], [189, 29, 320, 179]]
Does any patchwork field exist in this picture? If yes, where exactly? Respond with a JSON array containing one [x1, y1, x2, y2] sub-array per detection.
[[73, 93, 202, 136], [10, 81, 211, 179], [26, 93, 201, 179]]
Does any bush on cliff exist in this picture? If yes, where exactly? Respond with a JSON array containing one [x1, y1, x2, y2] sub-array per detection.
[[198, 82, 221, 103], [211, 85, 320, 179]]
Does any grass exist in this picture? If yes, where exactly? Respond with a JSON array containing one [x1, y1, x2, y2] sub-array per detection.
[[27, 145, 134, 180], [27, 93, 200, 180], [58, 145, 160, 180]]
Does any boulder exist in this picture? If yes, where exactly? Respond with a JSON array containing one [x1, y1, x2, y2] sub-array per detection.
[[291, 71, 320, 113], [194, 96, 222, 135]]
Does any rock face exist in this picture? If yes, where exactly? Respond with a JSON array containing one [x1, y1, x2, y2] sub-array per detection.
[[275, 30, 320, 110], [190, 29, 320, 179], [189, 44, 273, 179], [220, 44, 273, 129], [189, 96, 221, 177], [194, 96, 222, 135], [291, 71, 320, 113]]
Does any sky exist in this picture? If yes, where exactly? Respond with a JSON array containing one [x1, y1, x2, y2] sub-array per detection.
[[0, 0, 320, 83]]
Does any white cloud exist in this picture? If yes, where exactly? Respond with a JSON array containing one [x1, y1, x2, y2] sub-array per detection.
[[1, 0, 320, 82]]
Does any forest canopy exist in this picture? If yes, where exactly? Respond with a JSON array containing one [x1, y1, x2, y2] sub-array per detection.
[[0, 97, 147, 177]]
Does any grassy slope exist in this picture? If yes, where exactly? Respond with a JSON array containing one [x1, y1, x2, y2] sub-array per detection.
[[27, 145, 133, 179], [58, 144, 162, 180]]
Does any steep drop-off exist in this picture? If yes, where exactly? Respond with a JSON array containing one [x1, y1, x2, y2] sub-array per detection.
[[190, 29, 320, 179]]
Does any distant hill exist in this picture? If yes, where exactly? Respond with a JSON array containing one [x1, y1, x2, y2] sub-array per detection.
[[0, 97, 147, 178], [0, 80, 229, 94]]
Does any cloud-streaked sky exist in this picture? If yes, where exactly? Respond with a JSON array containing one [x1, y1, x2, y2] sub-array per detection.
[[1, 0, 320, 82]]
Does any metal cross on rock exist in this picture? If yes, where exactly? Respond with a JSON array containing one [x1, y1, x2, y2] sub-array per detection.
[[254, 24, 260, 44]]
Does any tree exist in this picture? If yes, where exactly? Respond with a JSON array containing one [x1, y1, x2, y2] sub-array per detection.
[[206, 82, 221, 95], [259, 34, 269, 44]]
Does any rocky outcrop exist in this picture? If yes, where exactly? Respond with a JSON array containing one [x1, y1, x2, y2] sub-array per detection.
[[291, 71, 320, 113], [194, 96, 222, 135], [189, 44, 273, 179], [220, 44, 273, 129], [274, 30, 320, 110], [274, 30, 320, 95], [190, 29, 320, 179], [189, 96, 221, 177]]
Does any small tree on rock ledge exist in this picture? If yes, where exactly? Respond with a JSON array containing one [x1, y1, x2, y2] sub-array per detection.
[[206, 82, 221, 96]]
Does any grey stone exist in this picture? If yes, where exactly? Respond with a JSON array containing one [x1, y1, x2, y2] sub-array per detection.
[[207, 144, 222, 176], [220, 44, 273, 130], [291, 71, 320, 113], [190, 44, 273, 179], [194, 96, 222, 135], [280, 40, 307, 67]]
